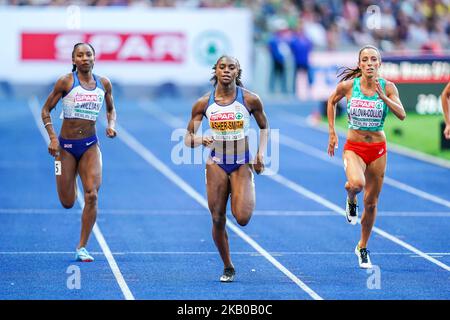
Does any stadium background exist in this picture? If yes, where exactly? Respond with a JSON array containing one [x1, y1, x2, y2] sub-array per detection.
[[1, 0, 449, 157], [0, 0, 449, 302]]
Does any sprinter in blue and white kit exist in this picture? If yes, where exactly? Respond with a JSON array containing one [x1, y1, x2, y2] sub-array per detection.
[[185, 56, 269, 282], [41, 43, 117, 262]]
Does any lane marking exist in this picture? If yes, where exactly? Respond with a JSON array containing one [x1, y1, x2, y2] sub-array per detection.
[[29, 96, 135, 300], [1, 208, 449, 217], [114, 122, 323, 300], [1, 251, 449, 256], [278, 111, 450, 169], [149, 105, 450, 272], [279, 133, 450, 209], [266, 169, 450, 272]]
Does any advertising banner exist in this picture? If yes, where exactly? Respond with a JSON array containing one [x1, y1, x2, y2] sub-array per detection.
[[380, 56, 449, 114], [0, 7, 252, 86], [301, 52, 449, 115]]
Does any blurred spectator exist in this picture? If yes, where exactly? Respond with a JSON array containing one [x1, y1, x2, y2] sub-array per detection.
[[1, 0, 448, 53], [267, 20, 289, 94], [325, 22, 337, 50], [289, 21, 313, 96]]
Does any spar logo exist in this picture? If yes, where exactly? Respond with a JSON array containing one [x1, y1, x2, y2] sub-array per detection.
[[350, 98, 376, 109], [75, 93, 98, 102], [210, 112, 235, 121], [235, 112, 243, 120], [21, 32, 186, 62]]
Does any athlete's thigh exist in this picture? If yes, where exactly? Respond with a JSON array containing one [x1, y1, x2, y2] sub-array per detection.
[[229, 164, 255, 214], [77, 145, 102, 191], [206, 162, 230, 214], [364, 154, 387, 201], [56, 148, 78, 199], [343, 150, 366, 183]]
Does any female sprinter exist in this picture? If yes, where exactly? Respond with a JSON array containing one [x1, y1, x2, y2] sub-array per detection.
[[327, 45, 406, 268], [41, 43, 117, 262], [185, 56, 269, 282]]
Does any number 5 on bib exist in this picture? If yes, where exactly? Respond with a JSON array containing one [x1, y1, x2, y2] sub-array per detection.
[[55, 160, 62, 176]]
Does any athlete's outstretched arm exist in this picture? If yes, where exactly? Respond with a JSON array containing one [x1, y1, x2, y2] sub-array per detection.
[[101, 77, 117, 138], [184, 95, 213, 148], [441, 82, 450, 139], [41, 75, 69, 157], [246, 92, 268, 174], [327, 81, 350, 156], [377, 80, 406, 120]]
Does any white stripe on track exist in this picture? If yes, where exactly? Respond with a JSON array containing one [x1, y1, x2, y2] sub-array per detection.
[[114, 122, 323, 300], [278, 111, 450, 169], [29, 96, 135, 301], [1, 208, 449, 217], [1, 251, 449, 256], [146, 105, 450, 272], [266, 169, 450, 272], [279, 134, 450, 210]]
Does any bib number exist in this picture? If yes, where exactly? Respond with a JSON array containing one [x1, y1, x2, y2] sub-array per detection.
[[55, 161, 62, 176]]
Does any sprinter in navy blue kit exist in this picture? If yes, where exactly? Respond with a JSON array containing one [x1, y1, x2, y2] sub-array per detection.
[[41, 43, 117, 262], [185, 56, 269, 282]]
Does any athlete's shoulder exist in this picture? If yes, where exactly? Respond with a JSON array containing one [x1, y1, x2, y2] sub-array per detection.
[[97, 75, 112, 91], [197, 91, 211, 104], [242, 87, 262, 105], [191, 92, 210, 113], [58, 72, 74, 84], [444, 82, 450, 97], [339, 79, 354, 90], [97, 75, 110, 84], [334, 79, 353, 96], [383, 79, 398, 93], [54, 73, 74, 92]]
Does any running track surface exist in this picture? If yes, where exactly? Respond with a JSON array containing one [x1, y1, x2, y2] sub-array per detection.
[[0, 95, 449, 300]]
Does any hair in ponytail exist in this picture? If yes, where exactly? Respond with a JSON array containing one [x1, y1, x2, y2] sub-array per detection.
[[210, 55, 243, 87], [71, 43, 96, 72], [337, 45, 381, 82]]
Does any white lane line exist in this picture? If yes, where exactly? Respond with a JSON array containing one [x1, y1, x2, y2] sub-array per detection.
[[1, 251, 449, 256], [278, 111, 450, 169], [140, 105, 450, 272], [29, 96, 135, 301], [114, 122, 323, 300], [3, 208, 449, 217], [266, 169, 450, 272], [279, 133, 450, 210], [138, 100, 185, 128]]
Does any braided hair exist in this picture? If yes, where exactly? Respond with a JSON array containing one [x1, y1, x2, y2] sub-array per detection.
[[71, 43, 96, 72]]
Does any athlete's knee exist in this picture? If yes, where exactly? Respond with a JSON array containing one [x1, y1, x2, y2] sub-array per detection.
[[233, 209, 252, 226], [364, 200, 378, 213], [61, 200, 75, 209], [236, 215, 251, 226], [211, 213, 226, 229], [84, 189, 98, 205], [347, 179, 364, 193]]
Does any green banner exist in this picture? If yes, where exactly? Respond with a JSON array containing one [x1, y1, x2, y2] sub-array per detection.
[[397, 83, 447, 114]]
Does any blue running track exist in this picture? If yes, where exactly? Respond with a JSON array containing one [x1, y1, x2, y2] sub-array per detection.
[[0, 95, 449, 300]]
